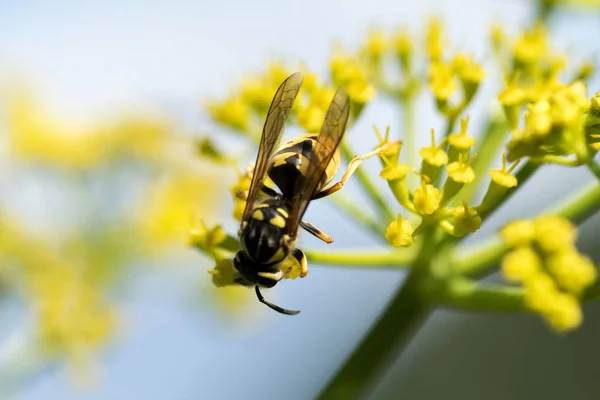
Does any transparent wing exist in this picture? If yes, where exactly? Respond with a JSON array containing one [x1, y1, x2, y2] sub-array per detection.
[[241, 72, 304, 223], [285, 87, 350, 237]]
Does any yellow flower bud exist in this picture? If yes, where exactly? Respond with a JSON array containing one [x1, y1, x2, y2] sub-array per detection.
[[364, 30, 388, 59], [499, 85, 526, 130], [207, 96, 251, 133], [452, 202, 481, 237], [380, 162, 412, 211], [500, 219, 536, 247], [547, 249, 597, 295], [543, 293, 582, 333], [478, 154, 520, 214], [425, 17, 444, 61], [413, 181, 440, 215], [488, 167, 518, 188], [429, 62, 457, 101], [446, 154, 476, 183], [590, 92, 600, 116], [453, 56, 486, 102], [232, 199, 246, 221], [385, 214, 415, 247], [524, 100, 552, 138], [501, 247, 542, 283], [490, 24, 504, 53], [208, 258, 237, 287], [393, 30, 412, 71], [297, 105, 325, 132], [533, 216, 576, 253], [419, 129, 448, 182], [448, 117, 476, 151], [513, 24, 548, 67], [575, 60, 594, 82], [380, 164, 412, 181], [491, 153, 519, 184], [240, 77, 274, 113], [523, 272, 560, 313], [347, 80, 377, 104]]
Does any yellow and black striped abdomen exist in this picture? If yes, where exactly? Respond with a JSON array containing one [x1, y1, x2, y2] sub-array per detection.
[[267, 133, 341, 199]]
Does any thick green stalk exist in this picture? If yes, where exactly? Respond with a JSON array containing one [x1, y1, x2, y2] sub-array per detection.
[[552, 181, 600, 223], [585, 159, 600, 183], [305, 248, 415, 268], [440, 279, 527, 312], [340, 142, 395, 222], [317, 230, 436, 400]]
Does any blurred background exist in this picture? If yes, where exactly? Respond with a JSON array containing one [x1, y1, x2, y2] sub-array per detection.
[[1, 0, 599, 399]]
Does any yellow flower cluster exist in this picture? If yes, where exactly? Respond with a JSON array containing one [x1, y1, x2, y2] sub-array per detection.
[[330, 48, 377, 105], [207, 62, 296, 135], [381, 116, 498, 243], [188, 218, 256, 315], [424, 20, 485, 117], [0, 221, 117, 374], [494, 24, 594, 162], [297, 76, 337, 132], [3, 89, 171, 170], [500, 216, 597, 332], [428, 53, 486, 117], [207, 62, 367, 136]]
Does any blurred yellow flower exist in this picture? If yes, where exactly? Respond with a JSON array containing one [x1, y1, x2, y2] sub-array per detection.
[[425, 17, 444, 61], [502, 247, 542, 282], [413, 182, 440, 215], [207, 95, 251, 133], [452, 202, 481, 237], [385, 214, 414, 247], [4, 90, 107, 170], [140, 167, 223, 248]]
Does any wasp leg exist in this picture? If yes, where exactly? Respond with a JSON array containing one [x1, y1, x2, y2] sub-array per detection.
[[312, 142, 392, 200], [236, 185, 279, 201], [300, 220, 334, 244], [291, 248, 309, 278]]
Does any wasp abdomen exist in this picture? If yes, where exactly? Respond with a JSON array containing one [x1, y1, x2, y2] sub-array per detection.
[[241, 203, 290, 265]]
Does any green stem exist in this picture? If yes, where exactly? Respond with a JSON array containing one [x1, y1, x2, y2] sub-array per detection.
[[317, 229, 436, 400], [340, 142, 395, 222], [454, 237, 509, 277], [462, 115, 508, 202], [402, 98, 416, 171], [440, 279, 527, 312], [552, 181, 600, 223], [305, 248, 415, 268], [329, 194, 386, 238], [433, 117, 457, 188], [585, 159, 600, 182]]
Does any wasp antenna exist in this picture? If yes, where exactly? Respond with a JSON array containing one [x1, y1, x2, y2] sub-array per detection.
[[255, 286, 300, 316]]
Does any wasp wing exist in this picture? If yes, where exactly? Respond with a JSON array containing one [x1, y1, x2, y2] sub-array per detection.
[[285, 87, 350, 238], [241, 72, 304, 223]]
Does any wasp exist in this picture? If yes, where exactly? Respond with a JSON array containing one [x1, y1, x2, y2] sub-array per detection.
[[234, 72, 389, 315]]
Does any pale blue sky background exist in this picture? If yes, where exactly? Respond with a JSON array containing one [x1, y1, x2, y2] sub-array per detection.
[[1, 1, 599, 399]]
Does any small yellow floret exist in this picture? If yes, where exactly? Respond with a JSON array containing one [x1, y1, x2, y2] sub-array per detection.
[[385, 214, 415, 247], [413, 182, 440, 215], [501, 247, 542, 283], [534, 216, 576, 253]]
